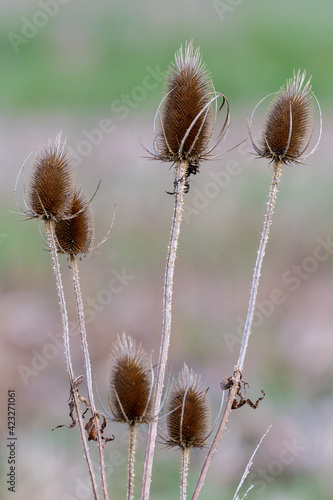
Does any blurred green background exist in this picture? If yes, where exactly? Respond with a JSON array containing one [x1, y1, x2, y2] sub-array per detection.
[[1, 0, 333, 499]]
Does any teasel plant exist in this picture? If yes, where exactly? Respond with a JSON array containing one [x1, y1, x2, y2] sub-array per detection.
[[163, 365, 210, 500], [100, 333, 154, 500], [192, 70, 322, 499], [15, 132, 108, 500], [141, 40, 230, 499]]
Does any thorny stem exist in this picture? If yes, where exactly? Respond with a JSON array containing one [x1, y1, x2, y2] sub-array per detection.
[[141, 160, 188, 500], [180, 448, 191, 500], [45, 221, 100, 500], [127, 424, 138, 500], [70, 256, 109, 500], [192, 162, 283, 500]]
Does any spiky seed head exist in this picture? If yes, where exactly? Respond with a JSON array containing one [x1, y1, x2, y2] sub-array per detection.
[[28, 132, 75, 220], [54, 187, 94, 256], [108, 333, 153, 426], [165, 364, 210, 450], [156, 41, 214, 163], [258, 70, 313, 165]]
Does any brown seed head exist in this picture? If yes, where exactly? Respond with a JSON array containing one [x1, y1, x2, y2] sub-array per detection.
[[255, 71, 313, 165], [165, 364, 210, 450], [156, 41, 214, 163], [108, 333, 153, 426], [54, 187, 94, 256], [28, 132, 75, 220]]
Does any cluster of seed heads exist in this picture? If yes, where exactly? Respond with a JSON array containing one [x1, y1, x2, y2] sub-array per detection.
[[16, 39, 322, 500], [106, 334, 211, 450], [19, 132, 94, 256]]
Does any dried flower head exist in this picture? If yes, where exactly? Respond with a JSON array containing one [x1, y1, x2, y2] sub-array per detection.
[[249, 70, 320, 165], [54, 187, 94, 256], [147, 41, 229, 166], [165, 364, 210, 450], [27, 132, 75, 220], [108, 334, 153, 426]]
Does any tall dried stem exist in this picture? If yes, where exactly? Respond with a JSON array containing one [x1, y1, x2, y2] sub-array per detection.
[[141, 160, 188, 499], [70, 255, 109, 500], [180, 448, 191, 500], [238, 162, 282, 370], [45, 220, 100, 499], [127, 424, 138, 500], [192, 163, 282, 499], [192, 164, 282, 499], [192, 69, 318, 498]]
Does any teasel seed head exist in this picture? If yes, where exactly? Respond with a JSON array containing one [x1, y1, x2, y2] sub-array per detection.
[[27, 132, 76, 220], [147, 40, 229, 165], [108, 333, 153, 426], [165, 364, 210, 450], [54, 186, 94, 256], [249, 70, 321, 165]]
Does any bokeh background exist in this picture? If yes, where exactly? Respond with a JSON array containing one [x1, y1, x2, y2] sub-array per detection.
[[1, 0, 333, 498]]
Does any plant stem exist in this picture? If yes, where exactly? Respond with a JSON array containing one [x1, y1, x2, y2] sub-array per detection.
[[191, 370, 241, 500], [237, 161, 282, 371], [192, 161, 283, 500], [45, 220, 100, 500], [141, 160, 188, 500], [180, 448, 190, 500], [70, 255, 109, 500], [127, 424, 138, 500]]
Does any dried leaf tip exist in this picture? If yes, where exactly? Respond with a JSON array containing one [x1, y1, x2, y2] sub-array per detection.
[[108, 334, 153, 426], [54, 187, 94, 256], [27, 132, 76, 220], [250, 70, 321, 165], [149, 40, 229, 165], [165, 364, 210, 450]]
